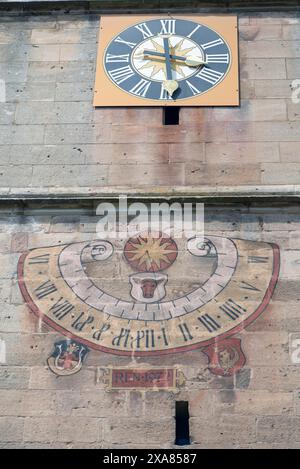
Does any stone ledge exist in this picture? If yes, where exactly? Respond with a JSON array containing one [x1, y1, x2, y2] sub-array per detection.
[[0, 185, 299, 202], [0, 0, 300, 10]]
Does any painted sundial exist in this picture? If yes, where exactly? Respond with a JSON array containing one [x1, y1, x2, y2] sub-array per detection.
[[18, 232, 280, 376]]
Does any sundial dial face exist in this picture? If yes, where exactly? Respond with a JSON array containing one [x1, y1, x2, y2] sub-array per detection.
[[18, 232, 279, 358]]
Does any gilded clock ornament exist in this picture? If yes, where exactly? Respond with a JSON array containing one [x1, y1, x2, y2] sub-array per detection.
[[94, 15, 239, 106]]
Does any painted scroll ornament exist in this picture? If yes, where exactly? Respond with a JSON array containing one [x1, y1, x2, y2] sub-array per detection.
[[18, 233, 280, 377]]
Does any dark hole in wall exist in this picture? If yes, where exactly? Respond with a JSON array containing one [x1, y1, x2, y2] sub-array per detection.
[[163, 106, 180, 125], [175, 401, 190, 445]]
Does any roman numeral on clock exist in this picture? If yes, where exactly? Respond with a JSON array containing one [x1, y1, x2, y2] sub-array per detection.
[[105, 53, 130, 63], [206, 54, 229, 64], [108, 65, 135, 84], [135, 22, 154, 39], [186, 80, 201, 96], [198, 314, 221, 333], [34, 280, 57, 299], [130, 79, 151, 97], [160, 19, 176, 35], [201, 38, 224, 49], [219, 299, 247, 320], [187, 24, 201, 38], [196, 67, 224, 85], [114, 36, 137, 49], [160, 84, 173, 100]]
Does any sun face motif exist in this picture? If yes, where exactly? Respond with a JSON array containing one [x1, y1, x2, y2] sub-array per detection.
[[132, 35, 204, 82], [124, 232, 178, 272]]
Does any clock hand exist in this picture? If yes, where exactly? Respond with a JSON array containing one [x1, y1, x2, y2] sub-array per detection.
[[185, 55, 207, 67], [163, 37, 173, 81], [162, 37, 179, 97], [143, 49, 184, 61], [143, 49, 206, 67]]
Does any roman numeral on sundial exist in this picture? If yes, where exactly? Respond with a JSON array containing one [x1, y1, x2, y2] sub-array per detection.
[[219, 299, 247, 320], [198, 314, 221, 333], [28, 254, 50, 265], [49, 297, 75, 320], [178, 323, 193, 342], [248, 256, 269, 264], [239, 280, 261, 292], [34, 280, 57, 300]]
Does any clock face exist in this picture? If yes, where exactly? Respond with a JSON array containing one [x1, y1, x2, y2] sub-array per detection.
[[103, 18, 231, 101], [94, 15, 239, 107], [18, 233, 279, 356]]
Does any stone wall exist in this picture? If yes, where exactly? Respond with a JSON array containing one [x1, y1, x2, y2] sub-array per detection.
[[0, 5, 300, 450], [0, 201, 299, 449], [0, 11, 299, 196]]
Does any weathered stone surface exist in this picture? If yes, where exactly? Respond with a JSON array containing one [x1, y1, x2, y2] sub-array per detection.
[[6, 83, 55, 102], [103, 418, 174, 446], [280, 142, 300, 162], [261, 163, 300, 184], [0, 9, 300, 450], [216, 390, 293, 415], [247, 41, 300, 58], [24, 416, 102, 443], [255, 79, 294, 98], [256, 416, 300, 443], [190, 415, 256, 446], [212, 100, 287, 122], [0, 367, 30, 390], [0, 104, 15, 125], [228, 122, 300, 142], [286, 58, 300, 78], [0, 9, 299, 193], [185, 163, 261, 185], [205, 142, 280, 163], [31, 164, 108, 187], [0, 417, 24, 442]]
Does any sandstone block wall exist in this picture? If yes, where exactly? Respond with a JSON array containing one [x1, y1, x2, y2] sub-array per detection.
[[0, 11, 299, 194], [0, 5, 300, 449], [0, 202, 299, 448]]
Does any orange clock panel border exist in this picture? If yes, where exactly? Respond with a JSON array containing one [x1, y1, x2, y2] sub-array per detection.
[[93, 15, 239, 107]]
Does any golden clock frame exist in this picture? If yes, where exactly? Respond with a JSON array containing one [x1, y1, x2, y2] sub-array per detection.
[[93, 15, 240, 107]]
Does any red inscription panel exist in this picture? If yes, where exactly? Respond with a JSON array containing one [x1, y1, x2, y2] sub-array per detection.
[[111, 368, 176, 389]]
